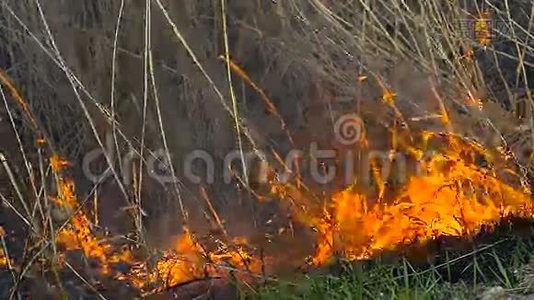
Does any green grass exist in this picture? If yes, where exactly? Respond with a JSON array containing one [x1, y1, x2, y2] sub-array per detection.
[[251, 221, 534, 299], [256, 274, 475, 300]]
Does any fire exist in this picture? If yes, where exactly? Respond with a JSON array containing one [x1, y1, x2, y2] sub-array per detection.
[[273, 130, 534, 265], [0, 245, 8, 269], [0, 251, 7, 268], [474, 9, 492, 46], [129, 230, 262, 293], [48, 155, 262, 293], [0, 226, 7, 268], [52, 163, 133, 274], [50, 154, 69, 172], [0, 43, 525, 296], [6, 87, 534, 295], [128, 229, 206, 291]]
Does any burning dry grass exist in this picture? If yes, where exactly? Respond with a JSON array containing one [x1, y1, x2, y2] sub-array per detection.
[[48, 157, 264, 295], [17, 120, 534, 297], [128, 231, 262, 294], [1, 68, 534, 298], [44, 133, 534, 296], [0, 0, 533, 298], [272, 129, 534, 266]]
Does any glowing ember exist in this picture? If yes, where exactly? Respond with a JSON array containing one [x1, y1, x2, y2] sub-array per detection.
[[0, 249, 7, 268], [50, 154, 69, 172]]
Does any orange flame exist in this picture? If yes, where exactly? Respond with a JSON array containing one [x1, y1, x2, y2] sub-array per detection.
[[51, 156, 132, 275], [15, 97, 534, 295], [128, 230, 262, 293], [474, 9, 492, 46], [48, 154, 263, 293], [273, 130, 533, 265]]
